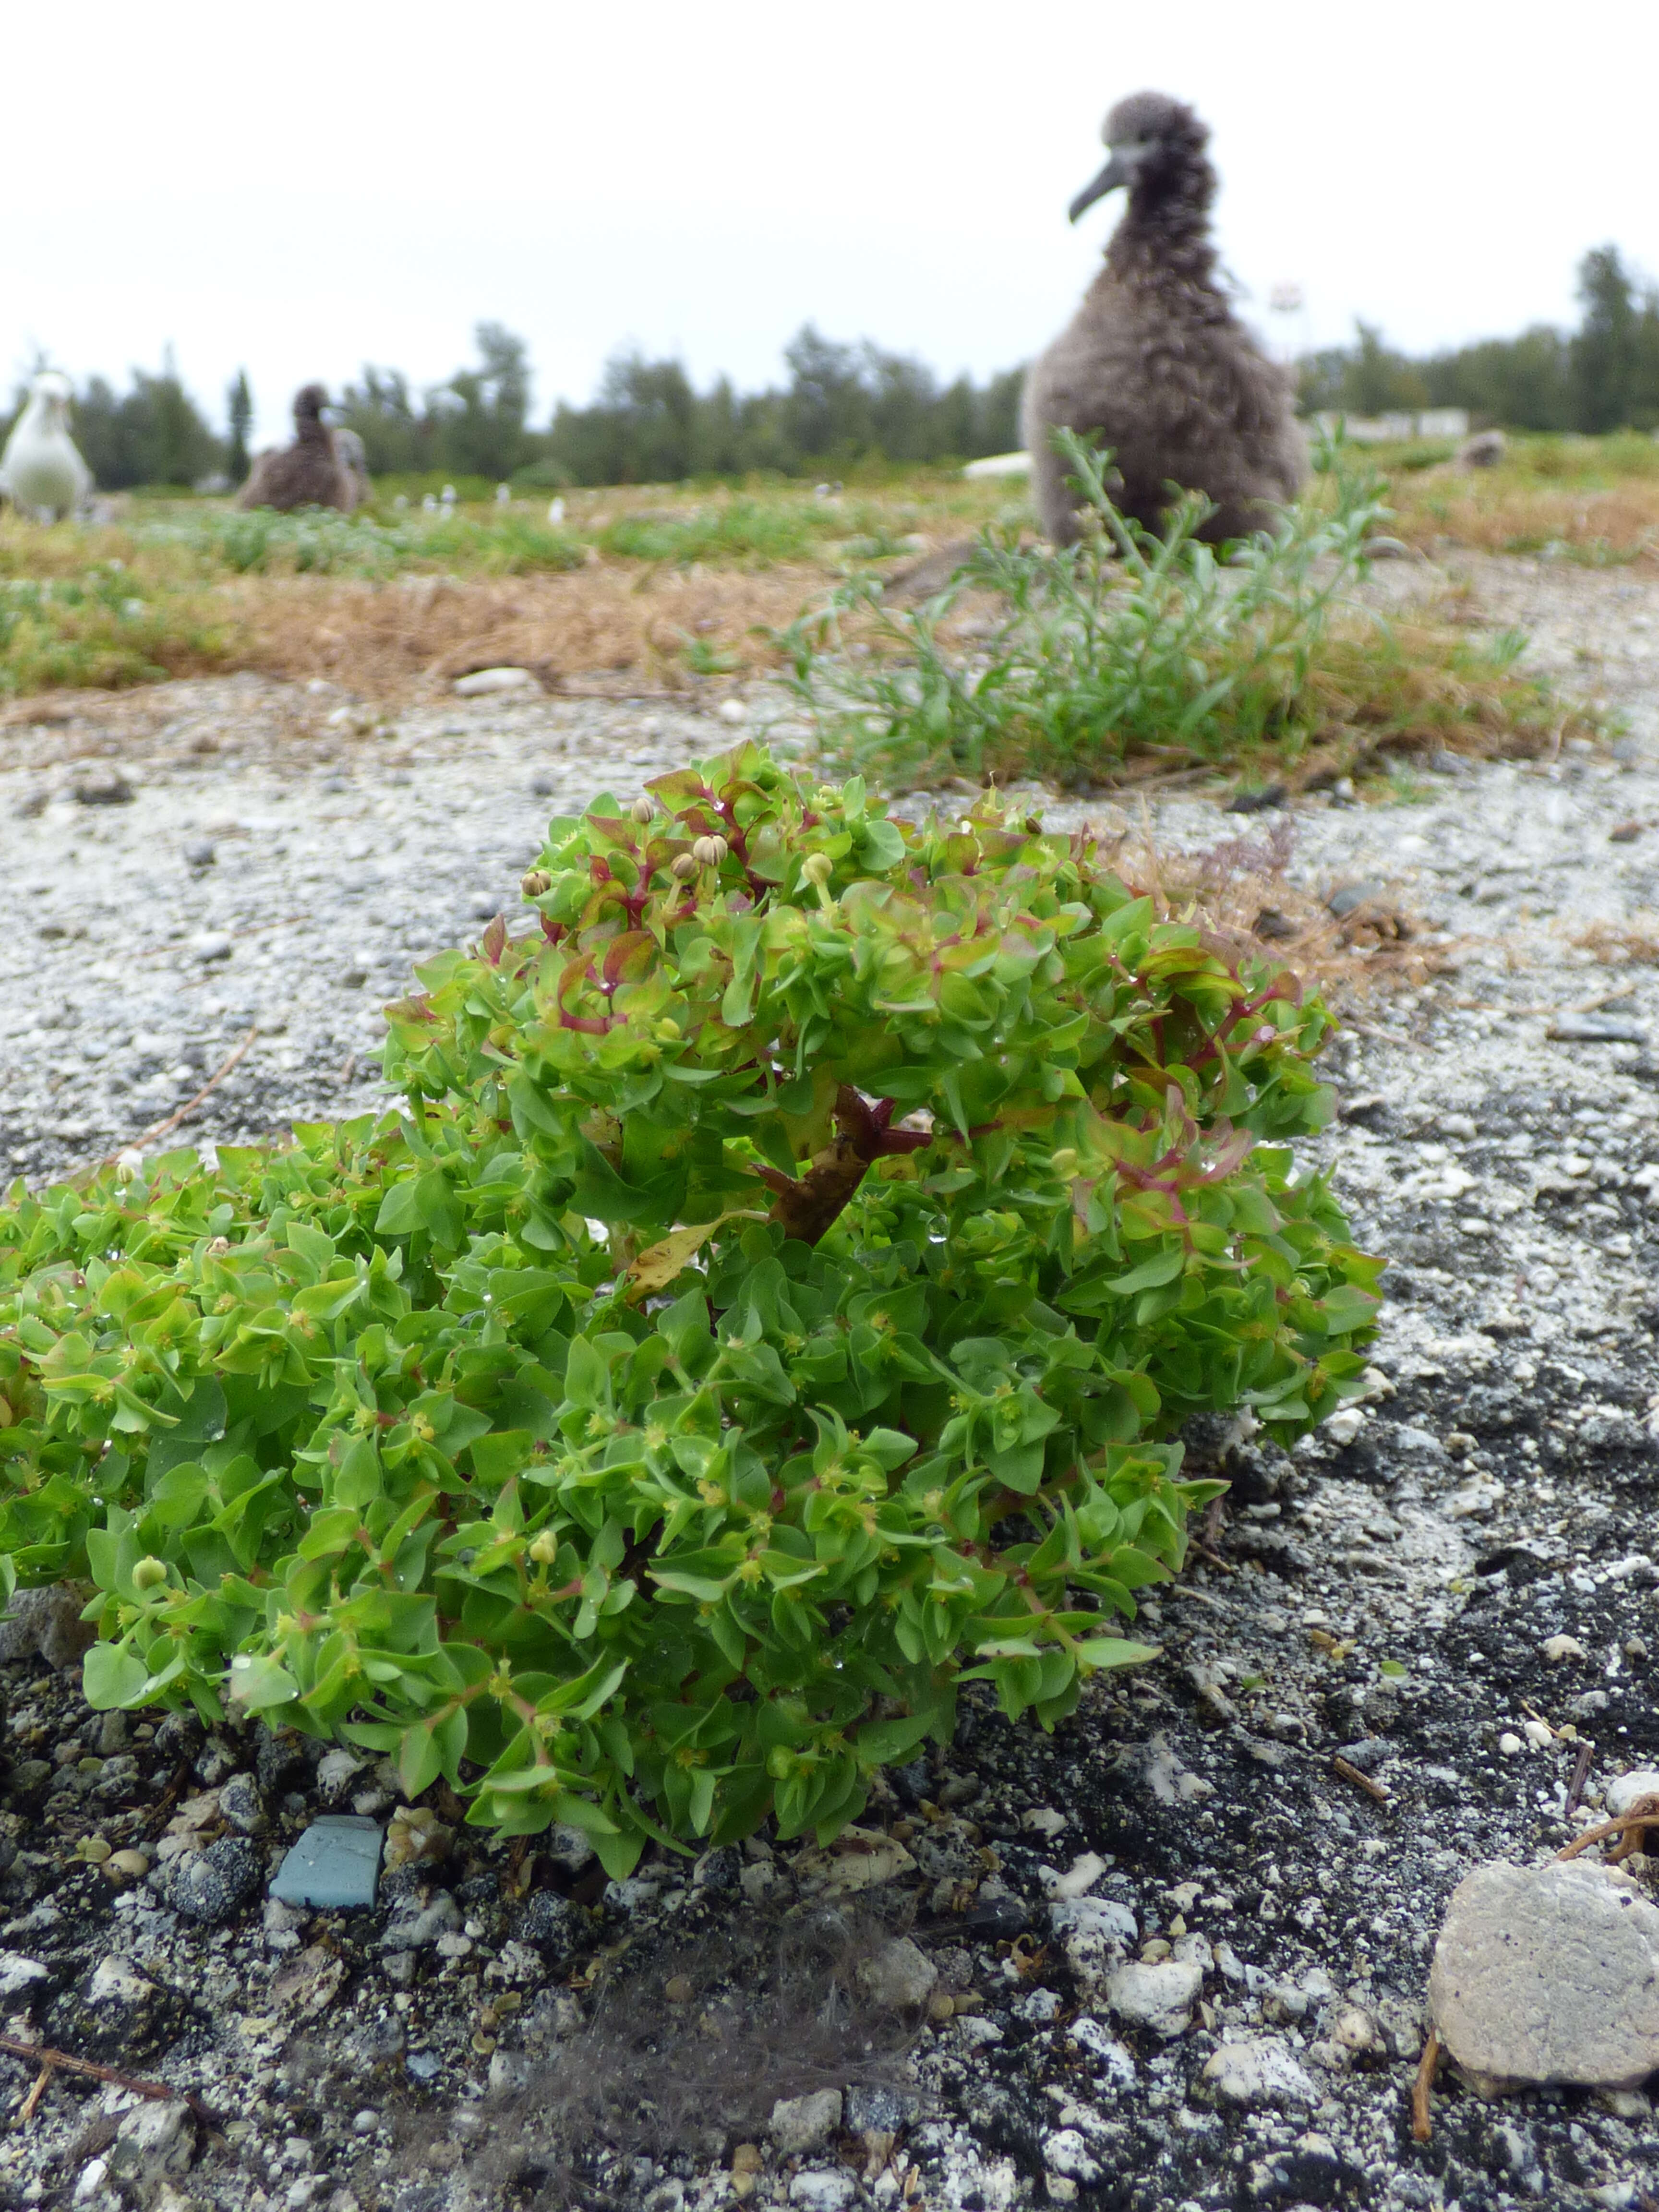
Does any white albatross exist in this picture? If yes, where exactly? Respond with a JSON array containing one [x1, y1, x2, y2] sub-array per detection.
[[0, 373, 93, 521]]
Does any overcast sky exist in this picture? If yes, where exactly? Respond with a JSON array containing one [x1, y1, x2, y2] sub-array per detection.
[[10, 0, 1658, 443]]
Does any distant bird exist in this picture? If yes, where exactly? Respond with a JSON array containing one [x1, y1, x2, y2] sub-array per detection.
[[1022, 92, 1307, 547], [332, 425, 372, 508], [237, 384, 362, 513], [0, 373, 92, 521]]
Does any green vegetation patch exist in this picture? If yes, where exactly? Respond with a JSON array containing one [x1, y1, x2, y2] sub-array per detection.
[[0, 747, 1379, 1865], [133, 504, 589, 580], [791, 436, 1589, 787]]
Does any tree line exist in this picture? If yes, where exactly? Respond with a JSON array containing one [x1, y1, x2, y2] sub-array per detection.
[[1300, 245, 1659, 433], [4, 241, 1656, 498]]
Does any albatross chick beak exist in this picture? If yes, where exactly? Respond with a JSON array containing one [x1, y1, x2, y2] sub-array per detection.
[[1068, 151, 1133, 224]]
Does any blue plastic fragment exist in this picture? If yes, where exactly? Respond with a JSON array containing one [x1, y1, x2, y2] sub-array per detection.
[[269, 1815, 384, 1909]]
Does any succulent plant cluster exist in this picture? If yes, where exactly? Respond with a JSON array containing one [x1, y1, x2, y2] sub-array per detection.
[[0, 744, 1379, 1869]]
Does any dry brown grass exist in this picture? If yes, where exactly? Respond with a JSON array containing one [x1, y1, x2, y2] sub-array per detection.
[[220, 565, 828, 697], [1386, 475, 1659, 563], [1107, 815, 1447, 1010], [1572, 916, 1659, 966]]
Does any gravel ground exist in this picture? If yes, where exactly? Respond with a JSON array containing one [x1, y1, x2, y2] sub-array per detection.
[[2, 559, 1659, 2212]]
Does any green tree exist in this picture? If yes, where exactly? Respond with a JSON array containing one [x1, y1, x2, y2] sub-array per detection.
[[63, 357, 223, 490], [338, 368, 430, 476], [434, 323, 536, 481], [227, 371, 252, 484], [1573, 246, 1638, 432], [1341, 324, 1429, 416]]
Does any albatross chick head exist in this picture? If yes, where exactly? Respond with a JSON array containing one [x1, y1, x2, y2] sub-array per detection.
[[1068, 91, 1209, 224]]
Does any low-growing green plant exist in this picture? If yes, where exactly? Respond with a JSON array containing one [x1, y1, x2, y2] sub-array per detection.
[[0, 567, 233, 695], [598, 498, 828, 568], [132, 505, 589, 581], [787, 434, 1393, 788], [0, 746, 1380, 1866], [788, 436, 1597, 784]]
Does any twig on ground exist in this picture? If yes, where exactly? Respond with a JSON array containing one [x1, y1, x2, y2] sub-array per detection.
[[1170, 1585, 1235, 1616], [1332, 1755, 1390, 1806], [1554, 1794, 1659, 1863], [0, 2030, 207, 2127], [1564, 1742, 1594, 1815], [84, 1026, 259, 1177], [1411, 2029, 1442, 2142]]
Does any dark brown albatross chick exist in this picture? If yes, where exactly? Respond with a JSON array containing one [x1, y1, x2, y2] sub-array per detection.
[[1022, 91, 1306, 547], [236, 384, 364, 513]]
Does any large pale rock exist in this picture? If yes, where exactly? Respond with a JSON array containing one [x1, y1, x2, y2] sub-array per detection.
[[1104, 1957, 1203, 2037], [769, 2090, 842, 2154], [856, 1936, 937, 2011], [1430, 1859, 1659, 2091], [1200, 2036, 1319, 2109], [1051, 1896, 1138, 1991]]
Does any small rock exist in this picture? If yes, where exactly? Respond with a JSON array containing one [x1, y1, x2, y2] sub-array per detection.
[[1069, 2015, 1137, 2085], [1331, 2005, 1379, 2058], [453, 667, 537, 697], [1458, 429, 1507, 468], [0, 1585, 97, 1671], [217, 1771, 270, 1835], [1201, 2036, 1320, 2109], [856, 1936, 938, 2011], [1430, 1858, 1659, 2090], [517, 1890, 589, 1959], [1104, 1956, 1204, 2037], [1051, 1895, 1139, 1989], [72, 768, 133, 806], [384, 1804, 453, 1871], [1497, 1731, 1525, 1757], [189, 930, 233, 965], [691, 1845, 741, 1891], [1542, 1634, 1588, 1663], [1326, 879, 1392, 920], [1549, 1013, 1647, 1044], [87, 1956, 155, 2007], [270, 1817, 384, 1910], [769, 2089, 842, 2155], [315, 1749, 364, 1801], [789, 2174, 854, 2212], [1609, 1770, 1659, 1817], [109, 2097, 194, 2178], [380, 1888, 463, 1952], [1225, 782, 1286, 816], [1042, 2130, 1102, 2183], [0, 1952, 48, 1999], [795, 1824, 915, 1893], [183, 839, 216, 868], [1324, 1407, 1366, 1447], [718, 698, 748, 725], [543, 1821, 597, 1875], [842, 2084, 920, 2133], [166, 1836, 264, 1924], [1045, 1851, 1109, 1900]]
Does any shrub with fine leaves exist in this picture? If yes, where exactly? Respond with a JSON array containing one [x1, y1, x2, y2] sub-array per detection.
[[0, 745, 1379, 1870]]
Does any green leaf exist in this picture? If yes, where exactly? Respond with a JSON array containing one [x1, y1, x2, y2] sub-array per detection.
[[1073, 1636, 1162, 1672], [83, 1643, 150, 1709]]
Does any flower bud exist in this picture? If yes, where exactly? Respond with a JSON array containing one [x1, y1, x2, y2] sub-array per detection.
[[1051, 1148, 1079, 1178], [671, 853, 698, 881], [692, 834, 728, 868], [132, 1556, 168, 1591], [520, 869, 552, 899], [629, 795, 655, 824], [801, 853, 833, 889], [529, 1530, 558, 1565], [655, 1017, 681, 1041]]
